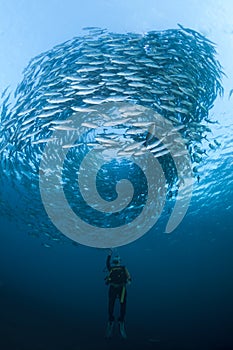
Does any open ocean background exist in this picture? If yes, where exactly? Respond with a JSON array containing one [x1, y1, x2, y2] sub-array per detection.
[[0, 1, 233, 349]]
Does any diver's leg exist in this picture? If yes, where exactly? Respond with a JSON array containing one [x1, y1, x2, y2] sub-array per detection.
[[108, 286, 116, 322], [119, 288, 127, 322], [118, 288, 127, 339]]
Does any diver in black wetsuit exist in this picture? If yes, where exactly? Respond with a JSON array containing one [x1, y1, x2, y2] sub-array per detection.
[[105, 250, 131, 338]]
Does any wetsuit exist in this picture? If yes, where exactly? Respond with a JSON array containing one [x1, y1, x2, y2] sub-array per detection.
[[106, 254, 131, 323]]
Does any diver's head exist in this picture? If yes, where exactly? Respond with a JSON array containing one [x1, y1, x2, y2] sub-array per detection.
[[112, 255, 121, 265]]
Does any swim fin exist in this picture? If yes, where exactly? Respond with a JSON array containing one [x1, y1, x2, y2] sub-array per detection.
[[119, 321, 127, 339], [105, 321, 114, 339]]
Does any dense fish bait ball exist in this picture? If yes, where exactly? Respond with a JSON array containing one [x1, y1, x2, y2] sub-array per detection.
[[0, 26, 223, 242]]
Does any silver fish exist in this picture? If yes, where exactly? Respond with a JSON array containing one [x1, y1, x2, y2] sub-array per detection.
[[83, 97, 106, 105], [75, 89, 97, 95], [71, 106, 96, 112], [36, 110, 63, 118], [81, 122, 100, 128], [95, 137, 119, 146], [32, 137, 57, 144], [62, 143, 83, 149], [152, 149, 170, 157], [47, 97, 74, 104], [51, 125, 77, 131], [131, 122, 154, 128], [103, 118, 131, 127], [18, 108, 36, 116]]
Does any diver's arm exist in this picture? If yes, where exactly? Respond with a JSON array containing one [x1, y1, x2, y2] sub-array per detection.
[[106, 253, 112, 271]]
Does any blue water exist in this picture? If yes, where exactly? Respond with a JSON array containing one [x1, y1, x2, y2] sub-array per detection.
[[1, 2, 233, 350]]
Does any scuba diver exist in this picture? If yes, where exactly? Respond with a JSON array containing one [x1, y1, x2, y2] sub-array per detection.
[[105, 249, 131, 339]]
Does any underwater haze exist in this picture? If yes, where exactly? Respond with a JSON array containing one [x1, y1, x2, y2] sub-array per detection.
[[0, 1, 233, 350]]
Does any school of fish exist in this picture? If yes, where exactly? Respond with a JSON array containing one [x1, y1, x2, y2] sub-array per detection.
[[0, 25, 224, 244]]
